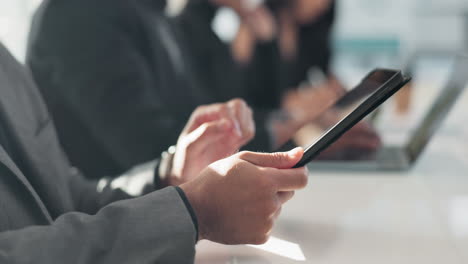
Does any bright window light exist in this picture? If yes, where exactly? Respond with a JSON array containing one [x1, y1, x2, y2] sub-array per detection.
[[248, 236, 306, 262]]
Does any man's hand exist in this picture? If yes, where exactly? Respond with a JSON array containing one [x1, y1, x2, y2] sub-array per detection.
[[180, 148, 308, 245], [167, 99, 255, 186]]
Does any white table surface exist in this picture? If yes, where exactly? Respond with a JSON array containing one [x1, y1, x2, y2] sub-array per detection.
[[195, 74, 468, 264]]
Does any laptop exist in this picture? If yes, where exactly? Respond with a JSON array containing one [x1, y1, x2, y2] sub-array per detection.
[[308, 55, 468, 171]]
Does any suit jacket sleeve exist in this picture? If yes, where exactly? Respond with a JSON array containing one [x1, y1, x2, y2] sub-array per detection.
[[28, 3, 186, 171], [0, 187, 197, 263], [67, 160, 160, 214]]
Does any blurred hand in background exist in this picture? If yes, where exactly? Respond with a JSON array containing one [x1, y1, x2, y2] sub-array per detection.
[[168, 99, 255, 185]]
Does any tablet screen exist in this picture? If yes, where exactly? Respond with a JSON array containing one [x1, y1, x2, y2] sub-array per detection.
[[293, 69, 406, 166], [335, 69, 398, 110]]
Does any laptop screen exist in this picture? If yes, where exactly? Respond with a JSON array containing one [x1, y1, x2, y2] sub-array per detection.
[[406, 56, 468, 162]]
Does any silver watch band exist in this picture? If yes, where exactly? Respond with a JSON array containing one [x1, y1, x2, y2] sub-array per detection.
[[158, 145, 176, 181]]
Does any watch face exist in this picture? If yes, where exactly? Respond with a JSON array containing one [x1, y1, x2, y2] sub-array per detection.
[[168, 145, 177, 155], [159, 146, 176, 180]]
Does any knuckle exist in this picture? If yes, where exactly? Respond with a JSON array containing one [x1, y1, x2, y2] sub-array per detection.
[[264, 219, 274, 233], [246, 126, 255, 139], [214, 104, 228, 116], [262, 200, 278, 217], [274, 206, 283, 219], [194, 105, 205, 113], [245, 110, 253, 120], [301, 167, 309, 180], [255, 170, 273, 189], [230, 98, 245, 107], [246, 105, 254, 115], [225, 159, 241, 174], [289, 191, 296, 200], [297, 169, 309, 188], [219, 103, 228, 112]]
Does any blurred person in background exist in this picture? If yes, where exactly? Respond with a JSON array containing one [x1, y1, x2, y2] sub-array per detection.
[[27, 0, 211, 178], [27, 0, 339, 179], [178, 0, 380, 154], [181, 0, 340, 111]]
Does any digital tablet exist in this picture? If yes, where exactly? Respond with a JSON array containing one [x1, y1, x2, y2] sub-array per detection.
[[293, 69, 411, 168]]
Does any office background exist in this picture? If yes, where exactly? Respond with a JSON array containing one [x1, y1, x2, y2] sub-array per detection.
[[0, 0, 467, 263], [1, 0, 467, 63]]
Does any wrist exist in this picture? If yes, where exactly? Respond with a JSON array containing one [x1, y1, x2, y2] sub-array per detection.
[[174, 186, 200, 241], [180, 181, 207, 241]]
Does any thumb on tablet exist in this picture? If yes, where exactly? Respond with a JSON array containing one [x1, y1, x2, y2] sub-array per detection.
[[239, 147, 304, 169]]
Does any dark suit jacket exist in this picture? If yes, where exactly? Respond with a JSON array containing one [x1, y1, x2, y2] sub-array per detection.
[[27, 0, 273, 179], [241, 2, 337, 107], [0, 43, 196, 263], [177, 2, 290, 110], [288, 1, 336, 88], [27, 0, 211, 178], [175, 1, 275, 150]]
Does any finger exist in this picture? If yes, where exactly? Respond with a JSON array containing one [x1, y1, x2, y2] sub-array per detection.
[[198, 130, 244, 158], [198, 119, 248, 151], [227, 99, 243, 138], [269, 167, 309, 191], [185, 119, 233, 144], [239, 147, 304, 169], [243, 108, 256, 143], [229, 99, 255, 144], [183, 104, 219, 134], [185, 102, 238, 134], [277, 191, 295, 204]]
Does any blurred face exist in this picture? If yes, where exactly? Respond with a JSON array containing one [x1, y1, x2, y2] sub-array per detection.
[[292, 0, 333, 24]]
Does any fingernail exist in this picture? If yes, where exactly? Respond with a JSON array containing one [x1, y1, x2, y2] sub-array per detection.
[[288, 147, 302, 158]]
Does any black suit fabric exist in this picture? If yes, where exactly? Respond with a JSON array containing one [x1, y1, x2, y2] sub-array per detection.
[[28, 0, 209, 178]]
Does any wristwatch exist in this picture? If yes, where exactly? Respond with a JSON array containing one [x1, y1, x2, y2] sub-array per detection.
[[158, 145, 176, 183]]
